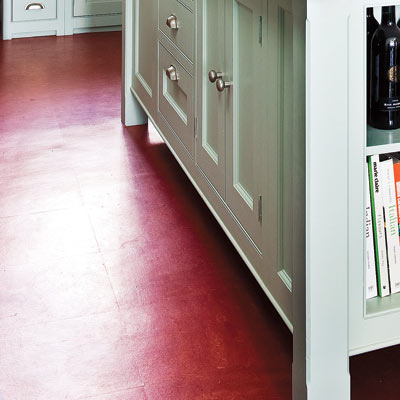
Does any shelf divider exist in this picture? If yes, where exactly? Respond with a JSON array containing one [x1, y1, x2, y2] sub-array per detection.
[[366, 125, 400, 155]]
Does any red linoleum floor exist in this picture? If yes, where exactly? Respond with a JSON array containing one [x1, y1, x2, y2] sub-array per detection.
[[0, 31, 399, 400]]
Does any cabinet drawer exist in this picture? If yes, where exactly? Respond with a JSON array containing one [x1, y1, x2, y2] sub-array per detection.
[[159, 0, 194, 62], [13, 0, 57, 21], [159, 43, 194, 157]]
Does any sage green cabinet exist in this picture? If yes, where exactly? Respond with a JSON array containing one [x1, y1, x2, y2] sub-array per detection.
[[130, 0, 306, 392], [225, 0, 264, 251], [197, 0, 264, 250], [197, 0, 303, 322], [132, 0, 157, 116], [196, 0, 226, 198], [259, 0, 305, 327]]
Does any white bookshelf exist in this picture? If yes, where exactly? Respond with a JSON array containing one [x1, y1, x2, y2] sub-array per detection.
[[349, 0, 400, 357]]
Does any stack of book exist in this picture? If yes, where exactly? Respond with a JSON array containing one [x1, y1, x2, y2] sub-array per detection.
[[366, 154, 400, 299]]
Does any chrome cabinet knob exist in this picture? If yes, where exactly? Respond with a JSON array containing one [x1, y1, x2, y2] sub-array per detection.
[[166, 65, 179, 81], [216, 78, 232, 92], [208, 70, 223, 83], [166, 14, 179, 29]]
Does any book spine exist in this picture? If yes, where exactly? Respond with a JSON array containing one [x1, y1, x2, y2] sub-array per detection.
[[366, 167, 378, 299], [368, 155, 390, 297], [393, 161, 400, 238], [381, 159, 400, 293]]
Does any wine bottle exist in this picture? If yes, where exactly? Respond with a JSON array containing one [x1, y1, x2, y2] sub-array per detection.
[[367, 8, 379, 124], [370, 6, 400, 130]]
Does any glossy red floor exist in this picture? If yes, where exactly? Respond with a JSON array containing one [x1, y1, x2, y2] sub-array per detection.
[[0, 32, 398, 400]]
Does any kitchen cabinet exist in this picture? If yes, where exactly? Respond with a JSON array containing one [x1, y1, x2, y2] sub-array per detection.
[[2, 0, 122, 39], [127, 0, 301, 385]]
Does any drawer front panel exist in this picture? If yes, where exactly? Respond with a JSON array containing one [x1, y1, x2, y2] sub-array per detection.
[[159, 0, 194, 61], [13, 0, 57, 21], [179, 0, 194, 12], [159, 43, 194, 157]]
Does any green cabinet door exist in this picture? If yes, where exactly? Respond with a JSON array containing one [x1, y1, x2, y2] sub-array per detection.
[[261, 0, 306, 322], [225, 0, 263, 250], [197, 0, 226, 198]]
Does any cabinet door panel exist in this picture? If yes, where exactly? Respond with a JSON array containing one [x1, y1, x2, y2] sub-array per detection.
[[196, 0, 226, 198], [159, 0, 195, 62], [132, 0, 157, 117], [225, 0, 263, 249], [159, 44, 195, 157], [74, 0, 121, 17], [261, 0, 306, 318]]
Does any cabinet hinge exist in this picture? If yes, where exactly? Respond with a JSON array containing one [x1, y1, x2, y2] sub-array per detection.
[[258, 16, 263, 45], [258, 195, 263, 224], [194, 117, 198, 139]]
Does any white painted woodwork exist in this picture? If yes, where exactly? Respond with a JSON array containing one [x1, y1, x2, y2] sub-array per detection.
[[13, 0, 57, 21], [196, 0, 226, 198], [159, 0, 195, 62], [306, 0, 351, 398], [159, 43, 195, 157], [74, 0, 121, 17], [348, 0, 400, 359]]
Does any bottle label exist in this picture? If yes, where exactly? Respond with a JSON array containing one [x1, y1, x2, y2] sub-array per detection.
[[380, 97, 400, 112], [388, 66, 399, 83]]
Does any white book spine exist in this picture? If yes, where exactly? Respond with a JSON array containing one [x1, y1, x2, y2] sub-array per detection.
[[366, 167, 378, 299], [369, 155, 390, 297], [380, 159, 400, 294]]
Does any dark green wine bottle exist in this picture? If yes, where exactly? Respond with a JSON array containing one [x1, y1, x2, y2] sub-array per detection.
[[370, 6, 400, 130]]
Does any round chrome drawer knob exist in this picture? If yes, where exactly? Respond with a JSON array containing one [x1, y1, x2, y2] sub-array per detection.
[[216, 78, 233, 92], [208, 70, 223, 83]]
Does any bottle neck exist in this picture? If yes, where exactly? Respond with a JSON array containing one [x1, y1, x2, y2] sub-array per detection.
[[367, 7, 374, 18], [382, 6, 396, 26]]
